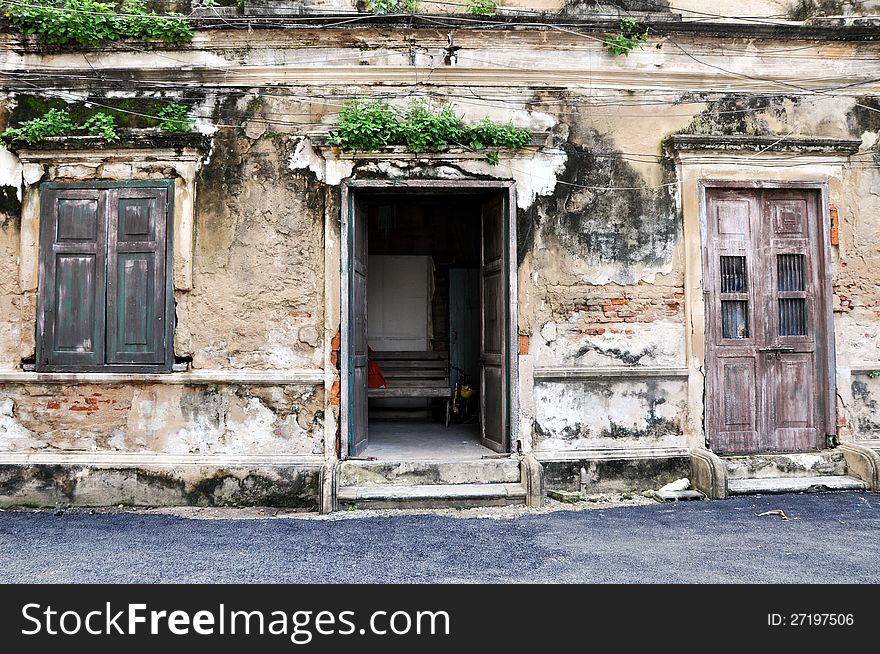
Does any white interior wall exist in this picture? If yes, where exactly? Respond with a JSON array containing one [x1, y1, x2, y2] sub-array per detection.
[[368, 255, 432, 351]]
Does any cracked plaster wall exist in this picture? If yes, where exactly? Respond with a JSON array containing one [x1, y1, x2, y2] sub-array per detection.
[[0, 30, 879, 452], [0, 383, 324, 455]]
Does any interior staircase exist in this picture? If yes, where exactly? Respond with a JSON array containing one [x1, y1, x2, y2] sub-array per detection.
[[337, 458, 530, 509], [723, 450, 867, 495]]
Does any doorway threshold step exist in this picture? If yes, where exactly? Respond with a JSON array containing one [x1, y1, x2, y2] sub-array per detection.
[[338, 482, 527, 509], [339, 459, 521, 486], [727, 475, 867, 496], [723, 450, 847, 480]]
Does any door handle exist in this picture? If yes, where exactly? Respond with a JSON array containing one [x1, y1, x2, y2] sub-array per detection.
[[758, 345, 795, 360]]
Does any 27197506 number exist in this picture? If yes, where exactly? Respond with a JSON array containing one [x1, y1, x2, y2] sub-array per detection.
[[768, 614, 854, 627]]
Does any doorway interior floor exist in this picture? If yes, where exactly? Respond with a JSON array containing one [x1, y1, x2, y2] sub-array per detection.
[[362, 421, 494, 460]]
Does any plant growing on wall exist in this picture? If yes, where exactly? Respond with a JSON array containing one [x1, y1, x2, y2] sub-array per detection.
[[81, 112, 119, 141], [3, 0, 193, 46], [365, 0, 419, 14], [1, 108, 123, 144], [328, 98, 532, 164], [465, 0, 495, 16], [603, 17, 649, 56], [0, 108, 75, 144], [157, 103, 194, 133]]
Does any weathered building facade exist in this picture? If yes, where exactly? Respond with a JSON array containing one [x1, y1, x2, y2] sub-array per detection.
[[1, 0, 879, 510]]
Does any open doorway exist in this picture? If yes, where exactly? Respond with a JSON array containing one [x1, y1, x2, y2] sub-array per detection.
[[341, 182, 516, 460]]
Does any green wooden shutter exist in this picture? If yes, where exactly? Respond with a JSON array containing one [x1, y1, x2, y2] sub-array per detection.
[[37, 187, 108, 369], [106, 186, 171, 366]]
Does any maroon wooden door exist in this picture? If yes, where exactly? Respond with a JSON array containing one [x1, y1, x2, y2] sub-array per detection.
[[705, 188, 826, 454], [479, 196, 507, 453]]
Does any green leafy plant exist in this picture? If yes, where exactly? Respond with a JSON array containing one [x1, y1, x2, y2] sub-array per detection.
[[603, 17, 649, 56], [3, 0, 193, 46], [157, 103, 194, 133], [328, 98, 531, 164], [328, 99, 401, 151], [461, 116, 531, 151], [0, 108, 75, 144], [82, 112, 119, 141], [365, 0, 419, 14], [0, 108, 125, 144], [398, 100, 462, 153], [465, 0, 495, 16]]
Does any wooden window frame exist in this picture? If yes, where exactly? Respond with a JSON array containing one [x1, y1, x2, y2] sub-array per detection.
[[36, 180, 175, 374]]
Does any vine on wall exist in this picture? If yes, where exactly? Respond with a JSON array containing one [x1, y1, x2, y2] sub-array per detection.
[[603, 17, 649, 56], [1, 102, 194, 145], [328, 99, 532, 164], [3, 0, 193, 46]]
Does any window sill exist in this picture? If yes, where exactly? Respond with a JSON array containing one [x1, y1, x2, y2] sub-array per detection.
[[5, 130, 211, 155], [0, 369, 327, 385]]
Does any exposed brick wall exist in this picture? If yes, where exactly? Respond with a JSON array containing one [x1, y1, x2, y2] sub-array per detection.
[[547, 286, 685, 326]]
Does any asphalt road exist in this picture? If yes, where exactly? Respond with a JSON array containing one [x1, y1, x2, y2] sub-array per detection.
[[1, 492, 877, 583]]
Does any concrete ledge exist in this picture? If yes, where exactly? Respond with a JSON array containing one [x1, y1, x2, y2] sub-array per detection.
[[338, 482, 525, 502], [840, 442, 880, 491], [339, 459, 521, 487], [690, 448, 728, 499], [535, 446, 690, 461], [533, 367, 689, 381], [541, 454, 690, 494], [0, 369, 326, 385], [667, 134, 863, 156], [728, 475, 866, 495], [520, 454, 545, 508], [319, 457, 339, 515], [337, 482, 528, 509], [0, 463, 321, 509], [0, 453, 325, 466]]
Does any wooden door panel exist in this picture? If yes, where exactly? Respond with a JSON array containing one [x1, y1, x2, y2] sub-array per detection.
[[705, 190, 761, 453], [771, 355, 815, 428], [106, 188, 168, 365], [38, 188, 107, 369], [480, 196, 506, 453], [481, 363, 504, 450], [705, 188, 826, 454], [714, 198, 753, 240], [768, 353, 819, 451], [481, 268, 503, 355], [768, 198, 809, 237], [54, 254, 100, 351], [350, 197, 369, 455], [721, 358, 758, 431], [712, 357, 759, 454]]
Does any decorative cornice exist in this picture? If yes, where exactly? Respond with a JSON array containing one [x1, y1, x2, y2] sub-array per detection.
[[8, 131, 211, 158], [533, 366, 690, 380], [666, 134, 863, 156], [5, 66, 878, 96]]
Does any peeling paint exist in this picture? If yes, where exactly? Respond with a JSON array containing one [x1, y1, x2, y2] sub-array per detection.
[[534, 379, 688, 451]]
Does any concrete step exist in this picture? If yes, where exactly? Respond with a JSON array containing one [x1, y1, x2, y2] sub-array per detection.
[[338, 482, 527, 509], [728, 475, 867, 496], [723, 450, 847, 480], [339, 458, 521, 487]]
